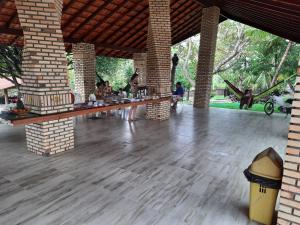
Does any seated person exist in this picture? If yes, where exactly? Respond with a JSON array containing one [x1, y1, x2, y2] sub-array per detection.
[[240, 89, 253, 109], [119, 88, 127, 98], [172, 82, 185, 109], [95, 81, 105, 99], [104, 81, 112, 97]]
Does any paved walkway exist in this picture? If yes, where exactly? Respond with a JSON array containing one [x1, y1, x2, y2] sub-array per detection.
[[0, 106, 289, 225]]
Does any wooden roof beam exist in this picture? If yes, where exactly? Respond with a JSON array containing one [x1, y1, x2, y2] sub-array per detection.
[[80, 0, 129, 41], [62, 0, 98, 30], [96, 4, 148, 44], [120, 0, 198, 48], [65, 37, 145, 53], [67, 0, 113, 39], [5, 13, 17, 28], [0, 27, 22, 36], [62, 0, 76, 12]]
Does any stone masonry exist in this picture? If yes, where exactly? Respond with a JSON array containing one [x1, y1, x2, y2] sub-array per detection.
[[146, 0, 171, 120], [15, 0, 74, 155], [133, 53, 147, 86], [277, 59, 300, 225], [194, 6, 220, 108], [73, 43, 96, 102]]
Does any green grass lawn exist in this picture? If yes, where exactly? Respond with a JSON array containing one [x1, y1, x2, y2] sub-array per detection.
[[209, 101, 280, 113]]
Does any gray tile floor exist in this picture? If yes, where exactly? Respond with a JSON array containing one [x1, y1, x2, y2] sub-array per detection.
[[0, 106, 289, 225]]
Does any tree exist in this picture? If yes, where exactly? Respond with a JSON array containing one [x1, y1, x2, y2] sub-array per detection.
[[0, 45, 22, 89], [172, 20, 248, 90]]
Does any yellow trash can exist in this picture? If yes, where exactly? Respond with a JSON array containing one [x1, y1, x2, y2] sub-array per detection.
[[244, 147, 283, 225]]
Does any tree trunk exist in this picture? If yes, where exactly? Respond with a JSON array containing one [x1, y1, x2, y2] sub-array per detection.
[[270, 41, 293, 86], [182, 39, 195, 88], [4, 89, 9, 105], [171, 63, 177, 91]]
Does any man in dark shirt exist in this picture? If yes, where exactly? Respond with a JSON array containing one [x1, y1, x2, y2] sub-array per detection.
[[173, 82, 184, 97], [172, 82, 184, 110]]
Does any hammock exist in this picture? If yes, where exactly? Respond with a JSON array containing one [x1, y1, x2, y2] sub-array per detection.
[[223, 74, 296, 101]]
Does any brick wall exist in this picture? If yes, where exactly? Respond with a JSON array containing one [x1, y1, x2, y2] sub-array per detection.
[[194, 6, 220, 108], [133, 53, 147, 86], [146, 0, 171, 120], [25, 118, 74, 156], [278, 61, 300, 224], [73, 43, 96, 102], [15, 0, 74, 155]]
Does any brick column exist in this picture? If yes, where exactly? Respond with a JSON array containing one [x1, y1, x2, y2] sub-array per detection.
[[146, 0, 171, 120], [15, 0, 74, 155], [72, 43, 96, 102], [277, 59, 300, 224], [194, 6, 220, 108], [133, 53, 147, 86]]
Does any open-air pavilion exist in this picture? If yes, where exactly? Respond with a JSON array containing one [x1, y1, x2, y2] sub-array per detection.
[[0, 0, 299, 224]]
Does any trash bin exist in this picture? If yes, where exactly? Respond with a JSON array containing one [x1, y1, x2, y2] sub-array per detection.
[[244, 147, 283, 225]]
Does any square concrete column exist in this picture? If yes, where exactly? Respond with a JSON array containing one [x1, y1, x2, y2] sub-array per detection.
[[72, 43, 96, 102], [15, 0, 74, 155], [146, 0, 172, 120], [133, 53, 147, 86], [194, 6, 220, 108], [277, 59, 300, 224]]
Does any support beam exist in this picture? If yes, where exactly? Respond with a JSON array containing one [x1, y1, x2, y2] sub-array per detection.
[[194, 6, 220, 108], [15, 0, 74, 156], [146, 0, 171, 121], [73, 43, 96, 102], [133, 53, 147, 86], [277, 58, 300, 225]]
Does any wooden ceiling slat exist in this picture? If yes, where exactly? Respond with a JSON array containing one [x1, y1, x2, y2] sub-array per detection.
[[226, 0, 300, 24], [226, 4, 299, 33], [118, 0, 193, 48], [62, 0, 99, 30], [0, 27, 21, 36], [62, 0, 76, 12], [66, 0, 114, 39], [5, 12, 16, 28], [127, 1, 197, 48], [172, 14, 201, 41], [80, 0, 129, 42], [95, 3, 147, 44]]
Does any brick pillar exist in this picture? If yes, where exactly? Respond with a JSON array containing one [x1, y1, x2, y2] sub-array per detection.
[[146, 0, 171, 120], [72, 43, 96, 102], [15, 0, 74, 156], [194, 6, 220, 108], [133, 53, 147, 86], [277, 59, 300, 224]]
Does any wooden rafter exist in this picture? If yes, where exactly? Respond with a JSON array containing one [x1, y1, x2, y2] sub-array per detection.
[[0, 27, 22, 36], [121, 0, 198, 49], [5, 13, 17, 28], [62, 0, 98, 30], [62, 0, 76, 12], [80, 0, 129, 41], [66, 37, 145, 53], [95, 3, 147, 44], [66, 0, 114, 39]]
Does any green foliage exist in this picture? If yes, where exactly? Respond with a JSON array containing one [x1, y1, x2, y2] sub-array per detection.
[[171, 20, 299, 95], [209, 102, 279, 113], [96, 56, 133, 91], [0, 45, 22, 87]]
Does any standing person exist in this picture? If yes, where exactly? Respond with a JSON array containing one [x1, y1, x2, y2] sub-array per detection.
[[128, 69, 139, 121]]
